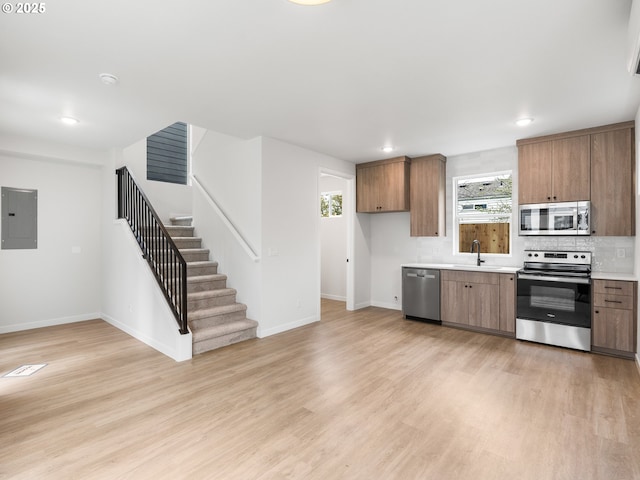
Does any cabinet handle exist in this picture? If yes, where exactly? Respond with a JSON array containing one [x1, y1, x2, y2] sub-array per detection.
[[604, 287, 622, 290], [547, 196, 551, 200], [553, 196, 556, 200], [592, 230, 596, 234], [604, 300, 623, 304], [595, 310, 599, 314]]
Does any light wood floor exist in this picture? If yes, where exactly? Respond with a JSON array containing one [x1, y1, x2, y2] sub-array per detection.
[[1, 300, 639, 480]]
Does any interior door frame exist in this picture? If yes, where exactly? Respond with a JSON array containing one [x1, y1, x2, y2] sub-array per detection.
[[318, 167, 355, 311]]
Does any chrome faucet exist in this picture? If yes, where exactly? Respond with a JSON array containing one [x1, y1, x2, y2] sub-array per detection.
[[470, 239, 484, 266]]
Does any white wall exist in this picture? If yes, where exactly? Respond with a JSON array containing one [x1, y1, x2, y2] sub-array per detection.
[[260, 137, 355, 336], [320, 175, 347, 301], [191, 130, 262, 253], [354, 212, 371, 309], [122, 137, 192, 223], [369, 145, 636, 309], [0, 136, 104, 332], [101, 149, 192, 361]]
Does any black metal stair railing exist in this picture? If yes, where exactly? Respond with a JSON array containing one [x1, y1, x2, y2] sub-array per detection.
[[115, 166, 189, 334]]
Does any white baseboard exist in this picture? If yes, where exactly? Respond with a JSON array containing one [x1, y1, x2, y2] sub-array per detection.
[[258, 314, 319, 338], [0, 312, 101, 335], [636, 354, 640, 378], [353, 301, 372, 310], [321, 294, 347, 302], [101, 313, 192, 362], [370, 301, 402, 311]]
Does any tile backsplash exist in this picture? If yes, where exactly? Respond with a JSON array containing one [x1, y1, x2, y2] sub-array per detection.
[[524, 236, 635, 273], [415, 235, 635, 273]]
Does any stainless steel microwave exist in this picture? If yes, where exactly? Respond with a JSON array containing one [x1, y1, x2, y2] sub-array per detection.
[[519, 201, 590, 236]]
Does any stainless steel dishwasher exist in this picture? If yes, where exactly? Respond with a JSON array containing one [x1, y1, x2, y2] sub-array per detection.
[[402, 267, 441, 323]]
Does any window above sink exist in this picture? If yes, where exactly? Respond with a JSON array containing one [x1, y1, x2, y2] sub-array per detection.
[[453, 171, 513, 256]]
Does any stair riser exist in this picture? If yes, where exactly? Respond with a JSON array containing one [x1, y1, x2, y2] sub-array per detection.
[[165, 227, 195, 238], [181, 251, 210, 262], [144, 237, 201, 249], [173, 238, 202, 249], [188, 294, 236, 311], [187, 279, 227, 293], [189, 310, 247, 330], [192, 327, 257, 355], [170, 218, 192, 226], [187, 265, 218, 277]]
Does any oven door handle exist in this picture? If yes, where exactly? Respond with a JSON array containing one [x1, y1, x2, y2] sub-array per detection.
[[517, 273, 591, 285]]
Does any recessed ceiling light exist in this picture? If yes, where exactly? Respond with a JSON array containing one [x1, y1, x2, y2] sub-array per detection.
[[99, 73, 119, 86], [288, 0, 332, 5], [60, 116, 79, 125], [516, 117, 534, 127], [381, 145, 395, 153]]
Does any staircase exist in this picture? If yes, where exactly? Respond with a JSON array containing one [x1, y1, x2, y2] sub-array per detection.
[[166, 216, 258, 355]]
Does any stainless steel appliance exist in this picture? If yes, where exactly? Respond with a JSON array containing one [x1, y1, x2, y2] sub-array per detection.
[[402, 267, 441, 323], [516, 250, 591, 351], [519, 201, 590, 236]]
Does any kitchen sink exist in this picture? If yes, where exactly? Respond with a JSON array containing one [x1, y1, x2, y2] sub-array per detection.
[[445, 264, 519, 272]]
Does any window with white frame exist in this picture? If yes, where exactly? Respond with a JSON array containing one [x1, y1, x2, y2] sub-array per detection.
[[454, 172, 512, 254], [320, 191, 343, 218]]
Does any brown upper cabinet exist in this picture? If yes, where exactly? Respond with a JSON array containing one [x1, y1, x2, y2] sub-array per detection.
[[410, 154, 446, 237], [356, 156, 410, 213], [517, 121, 635, 237], [590, 126, 635, 236], [517, 135, 590, 204]]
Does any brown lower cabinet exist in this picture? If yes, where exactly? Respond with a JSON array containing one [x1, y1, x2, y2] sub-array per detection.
[[438, 271, 637, 358], [441, 270, 515, 336], [592, 279, 637, 358]]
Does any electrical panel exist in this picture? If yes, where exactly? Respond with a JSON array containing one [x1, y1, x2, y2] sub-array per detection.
[[1, 186, 38, 249]]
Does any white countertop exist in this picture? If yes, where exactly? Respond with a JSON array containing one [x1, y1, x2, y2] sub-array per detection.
[[402, 264, 638, 281], [402, 263, 521, 273], [591, 272, 638, 281]]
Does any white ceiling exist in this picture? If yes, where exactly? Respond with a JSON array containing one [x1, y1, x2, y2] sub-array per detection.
[[1, 0, 639, 163]]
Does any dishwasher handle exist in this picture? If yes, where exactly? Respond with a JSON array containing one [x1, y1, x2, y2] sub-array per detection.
[[406, 272, 437, 279]]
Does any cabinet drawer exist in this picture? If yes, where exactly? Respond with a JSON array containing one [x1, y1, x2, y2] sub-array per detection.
[[593, 293, 633, 310], [593, 280, 634, 296], [441, 270, 499, 285]]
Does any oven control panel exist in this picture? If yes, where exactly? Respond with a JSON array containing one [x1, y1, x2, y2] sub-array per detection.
[[524, 250, 591, 265]]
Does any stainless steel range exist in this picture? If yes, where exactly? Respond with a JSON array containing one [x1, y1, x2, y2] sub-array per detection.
[[516, 250, 592, 351]]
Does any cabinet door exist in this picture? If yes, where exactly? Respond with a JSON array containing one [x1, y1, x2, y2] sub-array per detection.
[[356, 166, 378, 212], [378, 161, 410, 212], [410, 155, 446, 237], [551, 135, 590, 202], [441, 280, 468, 325], [499, 274, 516, 334], [467, 282, 499, 330], [518, 142, 553, 204], [592, 308, 635, 353], [591, 128, 635, 236]]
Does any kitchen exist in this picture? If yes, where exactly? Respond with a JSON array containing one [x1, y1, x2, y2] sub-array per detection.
[[359, 121, 638, 363]]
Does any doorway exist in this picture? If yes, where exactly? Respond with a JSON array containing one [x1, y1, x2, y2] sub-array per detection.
[[319, 169, 355, 311]]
